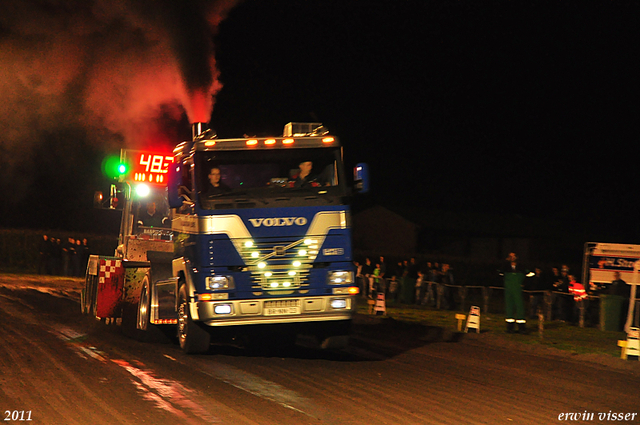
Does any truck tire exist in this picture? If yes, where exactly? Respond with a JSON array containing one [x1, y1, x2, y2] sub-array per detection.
[[82, 273, 98, 316], [178, 285, 211, 354], [134, 277, 172, 343], [137, 277, 152, 331]]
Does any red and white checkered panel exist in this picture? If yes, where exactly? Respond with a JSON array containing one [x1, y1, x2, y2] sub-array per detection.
[[96, 259, 124, 318], [99, 259, 122, 284]]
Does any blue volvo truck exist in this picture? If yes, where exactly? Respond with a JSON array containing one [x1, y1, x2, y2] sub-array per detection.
[[83, 122, 369, 353]]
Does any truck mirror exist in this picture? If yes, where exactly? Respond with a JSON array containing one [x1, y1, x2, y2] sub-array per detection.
[[353, 163, 369, 194], [167, 163, 183, 209], [109, 184, 125, 210]]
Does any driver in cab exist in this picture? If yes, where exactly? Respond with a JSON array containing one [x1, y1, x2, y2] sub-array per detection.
[[137, 201, 167, 228], [203, 166, 231, 197]]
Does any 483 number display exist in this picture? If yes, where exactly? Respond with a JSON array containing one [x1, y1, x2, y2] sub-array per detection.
[[4, 411, 32, 422]]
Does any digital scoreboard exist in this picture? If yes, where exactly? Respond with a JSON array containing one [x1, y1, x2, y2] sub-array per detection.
[[120, 149, 174, 185]]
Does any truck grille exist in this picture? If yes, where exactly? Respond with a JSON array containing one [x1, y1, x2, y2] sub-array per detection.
[[236, 236, 322, 291], [264, 299, 300, 309]]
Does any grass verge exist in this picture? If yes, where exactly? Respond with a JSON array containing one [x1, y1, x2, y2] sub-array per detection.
[[358, 298, 630, 358]]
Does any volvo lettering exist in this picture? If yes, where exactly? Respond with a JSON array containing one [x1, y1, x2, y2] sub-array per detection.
[[249, 217, 307, 227]]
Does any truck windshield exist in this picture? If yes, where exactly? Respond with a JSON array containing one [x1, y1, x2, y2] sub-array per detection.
[[196, 147, 346, 207]]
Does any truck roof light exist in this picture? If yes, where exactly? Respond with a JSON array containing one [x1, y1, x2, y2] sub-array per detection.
[[246, 139, 258, 146], [264, 139, 276, 145], [322, 137, 335, 144], [204, 140, 216, 147], [282, 138, 294, 145]]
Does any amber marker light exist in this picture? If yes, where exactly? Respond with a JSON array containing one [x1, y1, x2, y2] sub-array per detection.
[[264, 138, 276, 145], [282, 138, 295, 145], [322, 137, 335, 143], [348, 287, 360, 295], [246, 139, 258, 146], [204, 141, 216, 147]]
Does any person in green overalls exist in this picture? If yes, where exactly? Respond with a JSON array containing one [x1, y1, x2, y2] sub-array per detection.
[[500, 252, 530, 334]]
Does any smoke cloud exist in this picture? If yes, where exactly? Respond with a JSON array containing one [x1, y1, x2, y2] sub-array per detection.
[[0, 0, 237, 152], [0, 0, 238, 228]]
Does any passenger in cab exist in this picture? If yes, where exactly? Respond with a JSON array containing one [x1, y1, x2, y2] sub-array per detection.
[[291, 161, 325, 188]]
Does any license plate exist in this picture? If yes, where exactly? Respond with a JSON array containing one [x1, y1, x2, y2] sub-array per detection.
[[264, 307, 300, 316]]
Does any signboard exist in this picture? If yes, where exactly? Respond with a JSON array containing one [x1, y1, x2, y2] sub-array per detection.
[[121, 149, 173, 186], [587, 243, 640, 283]]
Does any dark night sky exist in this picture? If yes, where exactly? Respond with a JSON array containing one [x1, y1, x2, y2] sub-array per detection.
[[1, 0, 640, 241], [213, 1, 640, 238]]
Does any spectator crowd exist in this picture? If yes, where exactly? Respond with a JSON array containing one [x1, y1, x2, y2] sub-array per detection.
[[354, 257, 457, 309], [354, 256, 634, 329], [520, 263, 631, 326], [37, 234, 91, 277]]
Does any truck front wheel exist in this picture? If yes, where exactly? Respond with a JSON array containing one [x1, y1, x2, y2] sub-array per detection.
[[177, 285, 211, 354]]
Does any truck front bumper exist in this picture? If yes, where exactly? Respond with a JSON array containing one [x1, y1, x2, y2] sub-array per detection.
[[194, 295, 356, 327]]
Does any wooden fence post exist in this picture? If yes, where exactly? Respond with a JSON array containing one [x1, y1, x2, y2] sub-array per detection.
[[482, 286, 490, 314], [545, 291, 553, 322], [538, 306, 544, 340], [458, 286, 467, 312]]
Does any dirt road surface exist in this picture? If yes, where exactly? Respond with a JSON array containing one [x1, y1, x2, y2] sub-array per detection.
[[1, 275, 639, 424]]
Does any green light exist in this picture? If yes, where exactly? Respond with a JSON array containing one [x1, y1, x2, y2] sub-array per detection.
[[102, 155, 130, 180]]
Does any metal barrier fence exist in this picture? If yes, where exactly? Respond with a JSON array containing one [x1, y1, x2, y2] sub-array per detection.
[[358, 276, 639, 329]]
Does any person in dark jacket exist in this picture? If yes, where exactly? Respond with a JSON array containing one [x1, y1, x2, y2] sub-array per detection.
[[401, 258, 419, 304], [138, 202, 167, 228], [528, 268, 552, 318], [203, 166, 231, 196], [38, 234, 51, 275]]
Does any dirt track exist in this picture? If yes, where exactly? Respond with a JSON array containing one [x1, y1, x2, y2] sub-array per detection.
[[2, 273, 640, 424], [0, 273, 83, 298]]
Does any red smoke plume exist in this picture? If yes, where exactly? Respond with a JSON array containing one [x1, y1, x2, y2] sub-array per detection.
[[0, 0, 238, 150]]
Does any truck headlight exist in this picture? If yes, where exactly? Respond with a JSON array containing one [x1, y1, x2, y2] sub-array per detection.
[[206, 275, 234, 290], [214, 304, 233, 315], [327, 271, 354, 285], [330, 298, 349, 309]]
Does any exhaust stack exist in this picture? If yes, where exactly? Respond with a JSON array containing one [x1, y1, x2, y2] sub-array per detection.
[[192, 122, 205, 140]]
